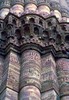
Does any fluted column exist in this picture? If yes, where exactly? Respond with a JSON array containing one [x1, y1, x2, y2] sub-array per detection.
[[0, 51, 20, 100], [41, 54, 59, 100], [0, 56, 3, 86], [19, 49, 41, 100], [57, 58, 69, 100]]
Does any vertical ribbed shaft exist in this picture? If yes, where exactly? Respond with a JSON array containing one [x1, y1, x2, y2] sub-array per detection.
[[19, 50, 41, 100], [41, 54, 59, 100], [57, 58, 69, 100], [0, 51, 20, 100], [0, 56, 3, 86]]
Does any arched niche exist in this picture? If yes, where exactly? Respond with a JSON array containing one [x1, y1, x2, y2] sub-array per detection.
[[65, 35, 69, 44], [29, 18, 35, 23], [34, 27, 39, 35]]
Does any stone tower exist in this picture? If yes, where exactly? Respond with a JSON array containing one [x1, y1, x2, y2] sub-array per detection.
[[0, 0, 69, 100]]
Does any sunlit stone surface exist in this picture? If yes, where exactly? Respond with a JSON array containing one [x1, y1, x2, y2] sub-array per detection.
[[20, 86, 41, 100], [67, 18, 69, 22], [62, 16, 67, 22], [54, 10, 62, 20], [25, 4, 37, 13], [0, 8, 9, 19], [38, 5, 50, 15], [10, 4, 24, 16]]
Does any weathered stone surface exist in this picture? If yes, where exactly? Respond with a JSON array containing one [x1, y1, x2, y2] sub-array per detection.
[[20, 86, 41, 100], [61, 96, 69, 100], [0, 54, 9, 92], [57, 58, 69, 84], [57, 58, 69, 99], [41, 54, 58, 92], [41, 80, 59, 94], [41, 54, 59, 99], [7, 52, 20, 92], [59, 83, 69, 96], [0, 88, 18, 100], [19, 50, 41, 100], [0, 56, 4, 86], [0, 1, 69, 99], [20, 50, 41, 89], [41, 90, 57, 100], [0, 51, 20, 99]]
